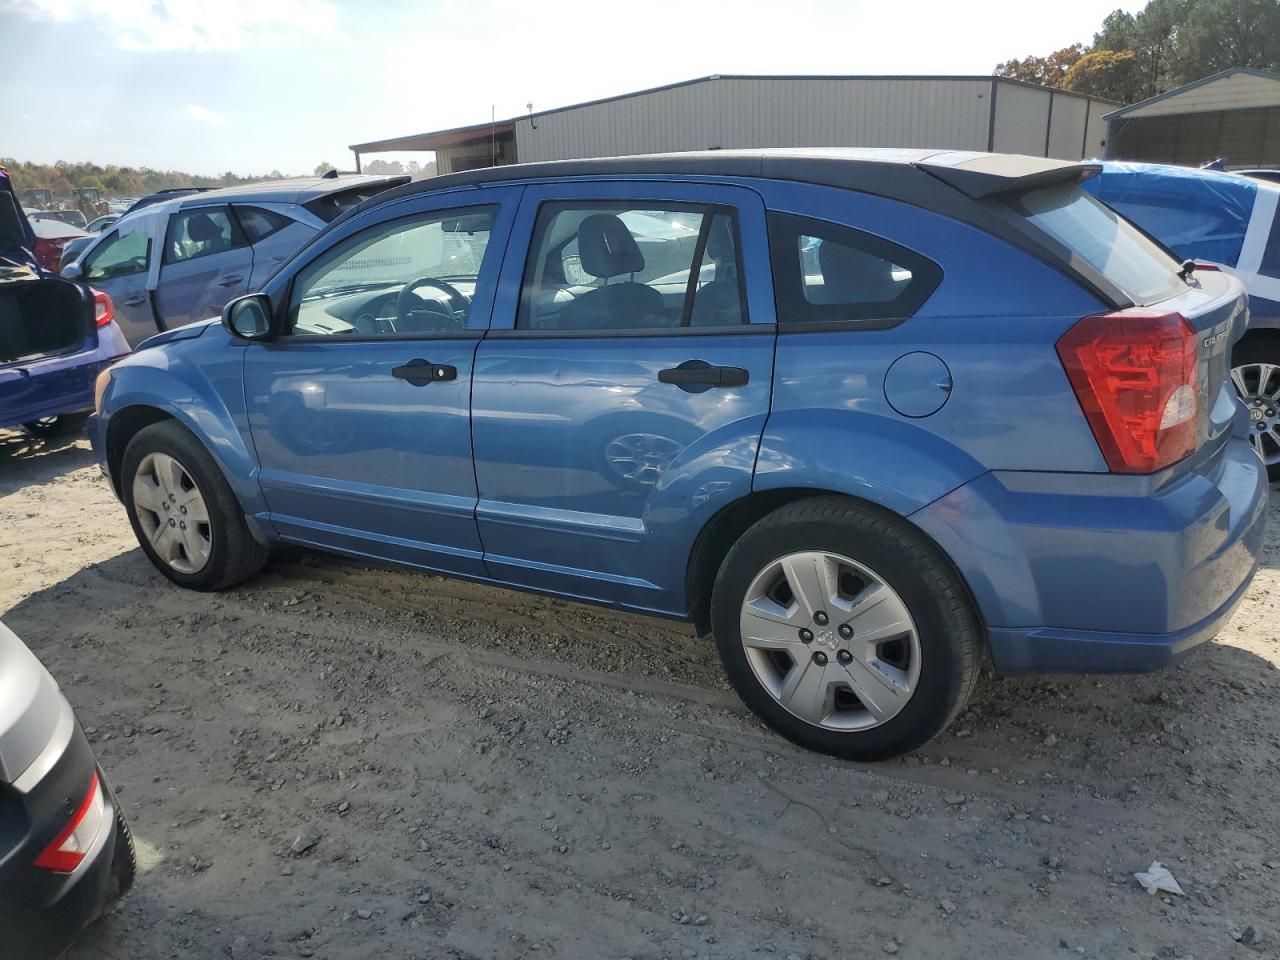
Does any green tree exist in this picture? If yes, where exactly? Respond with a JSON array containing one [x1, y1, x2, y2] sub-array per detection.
[[1093, 0, 1196, 98], [1171, 0, 1280, 85], [1063, 49, 1143, 102]]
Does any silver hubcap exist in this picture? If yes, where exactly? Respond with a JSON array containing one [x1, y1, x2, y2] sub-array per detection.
[[1232, 362, 1280, 466], [132, 452, 212, 574], [739, 551, 921, 731]]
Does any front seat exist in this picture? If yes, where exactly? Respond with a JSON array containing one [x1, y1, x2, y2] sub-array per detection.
[[816, 238, 900, 304], [185, 212, 228, 256], [557, 214, 665, 330]]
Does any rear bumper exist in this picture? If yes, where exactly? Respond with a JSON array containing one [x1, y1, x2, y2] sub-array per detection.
[[0, 725, 120, 960], [0, 346, 125, 431], [914, 436, 1269, 675]]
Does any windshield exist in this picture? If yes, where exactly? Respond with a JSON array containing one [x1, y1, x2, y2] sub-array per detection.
[[1010, 183, 1185, 305]]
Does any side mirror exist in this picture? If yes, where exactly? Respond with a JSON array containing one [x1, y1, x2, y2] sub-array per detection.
[[222, 293, 274, 341], [62, 262, 84, 281], [0, 193, 28, 251]]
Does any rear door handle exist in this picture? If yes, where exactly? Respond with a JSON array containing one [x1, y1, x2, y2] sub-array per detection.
[[217, 275, 245, 287], [658, 360, 749, 388], [122, 294, 147, 307], [392, 358, 457, 385]]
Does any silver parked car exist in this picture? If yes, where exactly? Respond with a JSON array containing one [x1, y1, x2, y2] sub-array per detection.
[[0, 620, 134, 958], [63, 174, 407, 346]]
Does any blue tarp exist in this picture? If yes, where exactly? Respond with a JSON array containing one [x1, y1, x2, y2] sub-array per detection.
[[1083, 161, 1258, 269]]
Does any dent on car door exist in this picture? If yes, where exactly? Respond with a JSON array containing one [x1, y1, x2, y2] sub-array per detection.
[[154, 205, 254, 330]]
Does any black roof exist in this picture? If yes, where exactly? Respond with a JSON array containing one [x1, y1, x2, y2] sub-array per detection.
[[349, 148, 1097, 221]]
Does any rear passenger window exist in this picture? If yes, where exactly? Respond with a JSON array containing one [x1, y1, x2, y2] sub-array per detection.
[[769, 213, 941, 326], [163, 207, 246, 265], [519, 202, 747, 332], [234, 206, 292, 243]]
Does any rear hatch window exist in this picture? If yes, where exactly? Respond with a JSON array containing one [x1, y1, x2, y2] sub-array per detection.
[[1008, 183, 1186, 306], [0, 271, 92, 365], [305, 179, 409, 223]]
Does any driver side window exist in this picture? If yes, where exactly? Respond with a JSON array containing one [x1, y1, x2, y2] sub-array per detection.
[[287, 206, 498, 338]]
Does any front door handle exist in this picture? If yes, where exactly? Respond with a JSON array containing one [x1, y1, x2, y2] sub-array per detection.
[[217, 275, 245, 287], [392, 358, 457, 385], [658, 360, 749, 388]]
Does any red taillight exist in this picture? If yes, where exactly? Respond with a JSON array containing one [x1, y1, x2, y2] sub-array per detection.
[[1194, 261, 1221, 272], [92, 289, 114, 327], [1057, 310, 1199, 473], [33, 772, 106, 873], [33, 237, 63, 273]]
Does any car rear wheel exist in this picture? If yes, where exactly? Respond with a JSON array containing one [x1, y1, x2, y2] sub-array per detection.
[[1230, 339, 1280, 481], [22, 412, 89, 438], [710, 496, 980, 761], [122, 420, 269, 590], [103, 805, 136, 905]]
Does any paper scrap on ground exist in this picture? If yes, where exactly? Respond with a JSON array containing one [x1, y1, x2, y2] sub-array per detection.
[[1134, 861, 1185, 896]]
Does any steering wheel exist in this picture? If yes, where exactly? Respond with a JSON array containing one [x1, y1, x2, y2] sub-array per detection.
[[394, 277, 470, 331]]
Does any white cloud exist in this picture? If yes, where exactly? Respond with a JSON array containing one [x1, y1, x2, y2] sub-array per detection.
[[184, 103, 224, 123], [1, 0, 342, 51]]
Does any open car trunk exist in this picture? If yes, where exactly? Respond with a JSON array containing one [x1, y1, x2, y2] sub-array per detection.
[[0, 267, 95, 366]]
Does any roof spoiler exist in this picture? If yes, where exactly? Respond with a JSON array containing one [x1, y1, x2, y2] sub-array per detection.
[[914, 154, 1101, 199]]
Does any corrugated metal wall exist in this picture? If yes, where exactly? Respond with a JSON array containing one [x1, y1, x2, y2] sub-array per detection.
[[1120, 72, 1280, 119], [1106, 107, 1280, 166], [514, 77, 1111, 163]]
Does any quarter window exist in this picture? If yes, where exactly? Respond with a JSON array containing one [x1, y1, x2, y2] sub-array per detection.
[[519, 202, 747, 332], [234, 206, 293, 243], [768, 213, 941, 325], [82, 230, 150, 281], [164, 207, 245, 265], [288, 206, 497, 338]]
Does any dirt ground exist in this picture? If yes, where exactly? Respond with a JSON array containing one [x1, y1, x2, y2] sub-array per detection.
[[3, 429, 1279, 960]]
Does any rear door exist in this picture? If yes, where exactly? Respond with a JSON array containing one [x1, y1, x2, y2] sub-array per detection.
[[470, 180, 776, 615], [154, 204, 253, 330], [231, 204, 318, 289]]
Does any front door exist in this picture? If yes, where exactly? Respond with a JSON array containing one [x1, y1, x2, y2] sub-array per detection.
[[80, 227, 158, 347], [470, 181, 776, 615], [243, 191, 519, 575], [154, 204, 254, 330]]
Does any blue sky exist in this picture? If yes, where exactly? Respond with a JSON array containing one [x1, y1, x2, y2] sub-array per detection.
[[1, 0, 1142, 176]]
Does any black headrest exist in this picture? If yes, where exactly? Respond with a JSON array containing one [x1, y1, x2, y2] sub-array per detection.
[[818, 239, 896, 302], [187, 213, 222, 243], [706, 217, 734, 261], [577, 214, 645, 279]]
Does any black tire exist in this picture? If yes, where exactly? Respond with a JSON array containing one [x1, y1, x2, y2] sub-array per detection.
[[22, 412, 89, 437], [121, 420, 269, 590], [1230, 337, 1280, 482], [102, 805, 136, 905], [710, 496, 981, 762]]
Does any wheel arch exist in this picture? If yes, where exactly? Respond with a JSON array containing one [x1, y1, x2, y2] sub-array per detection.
[[104, 405, 175, 497], [684, 486, 988, 645]]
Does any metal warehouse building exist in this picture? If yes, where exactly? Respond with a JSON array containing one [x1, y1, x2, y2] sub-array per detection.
[[350, 74, 1117, 174], [1104, 67, 1280, 167]]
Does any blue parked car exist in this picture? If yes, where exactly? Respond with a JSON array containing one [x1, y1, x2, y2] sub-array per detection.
[[62, 174, 407, 348], [1, 167, 130, 438], [89, 150, 1269, 760], [1084, 162, 1280, 476]]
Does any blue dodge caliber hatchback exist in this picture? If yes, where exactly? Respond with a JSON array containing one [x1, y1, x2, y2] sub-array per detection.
[[90, 150, 1269, 760]]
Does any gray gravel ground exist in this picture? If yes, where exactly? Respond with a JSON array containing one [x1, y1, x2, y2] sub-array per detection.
[[2, 430, 1278, 960]]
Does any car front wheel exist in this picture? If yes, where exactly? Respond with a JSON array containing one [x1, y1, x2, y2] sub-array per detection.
[[710, 496, 980, 761], [121, 420, 268, 590]]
